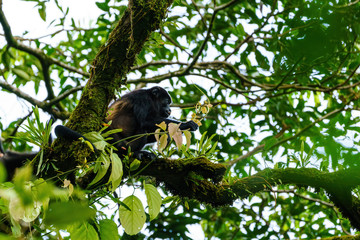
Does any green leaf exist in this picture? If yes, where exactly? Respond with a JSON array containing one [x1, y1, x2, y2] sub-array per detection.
[[12, 68, 30, 81], [84, 131, 108, 150], [183, 130, 191, 150], [119, 195, 146, 235], [69, 222, 99, 240], [108, 150, 123, 192], [38, 3, 46, 21], [99, 219, 120, 240], [44, 202, 96, 228], [129, 159, 141, 171], [95, 2, 110, 12], [9, 193, 41, 223], [263, 137, 278, 151], [144, 184, 162, 221], [89, 154, 110, 186], [0, 162, 7, 183]]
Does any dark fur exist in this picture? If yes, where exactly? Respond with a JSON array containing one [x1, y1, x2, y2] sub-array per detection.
[[105, 86, 198, 159]]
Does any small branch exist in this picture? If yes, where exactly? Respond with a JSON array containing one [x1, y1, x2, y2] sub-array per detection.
[[181, 1, 217, 75], [11, 27, 94, 42], [130, 60, 188, 71], [329, 63, 360, 91], [271, 189, 335, 207], [159, 28, 193, 57], [333, 0, 360, 8], [0, 6, 89, 79], [227, 102, 350, 166], [190, 73, 251, 96], [271, 189, 352, 235], [272, 57, 303, 90], [214, 0, 239, 11], [172, 90, 297, 108], [4, 111, 33, 144], [45, 86, 84, 107], [190, 0, 207, 27], [0, 78, 70, 120], [0, 79, 43, 107], [224, 3, 274, 61], [52, 58, 90, 77], [41, 62, 55, 100]]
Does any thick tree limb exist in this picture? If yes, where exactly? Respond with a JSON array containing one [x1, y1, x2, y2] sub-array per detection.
[[46, 0, 175, 177], [79, 155, 360, 230], [231, 167, 360, 231]]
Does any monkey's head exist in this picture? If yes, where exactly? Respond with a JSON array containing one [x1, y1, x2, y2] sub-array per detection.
[[149, 87, 172, 118]]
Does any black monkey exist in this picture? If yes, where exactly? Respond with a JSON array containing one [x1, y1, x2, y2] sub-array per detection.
[[104, 86, 198, 159], [55, 86, 198, 159]]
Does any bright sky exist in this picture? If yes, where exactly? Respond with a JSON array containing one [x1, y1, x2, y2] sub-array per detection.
[[0, 0, 103, 126]]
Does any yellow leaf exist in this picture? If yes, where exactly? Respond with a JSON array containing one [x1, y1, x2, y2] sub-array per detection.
[[68, 183, 74, 196], [201, 106, 207, 114], [158, 134, 168, 153], [194, 119, 202, 126], [155, 121, 167, 131], [173, 131, 183, 150], [168, 123, 180, 139], [154, 128, 161, 143], [63, 179, 71, 188]]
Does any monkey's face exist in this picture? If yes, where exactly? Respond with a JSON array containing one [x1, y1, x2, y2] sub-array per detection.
[[159, 97, 171, 118], [149, 86, 172, 118]]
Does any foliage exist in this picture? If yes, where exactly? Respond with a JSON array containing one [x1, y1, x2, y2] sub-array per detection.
[[0, 0, 360, 239]]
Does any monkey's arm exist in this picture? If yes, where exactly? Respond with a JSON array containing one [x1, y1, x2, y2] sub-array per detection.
[[55, 125, 85, 141], [143, 118, 198, 132]]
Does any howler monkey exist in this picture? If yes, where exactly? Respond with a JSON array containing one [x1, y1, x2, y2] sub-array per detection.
[[103, 86, 198, 160]]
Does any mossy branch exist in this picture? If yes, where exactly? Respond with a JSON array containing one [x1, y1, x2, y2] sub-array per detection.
[[44, 0, 174, 178]]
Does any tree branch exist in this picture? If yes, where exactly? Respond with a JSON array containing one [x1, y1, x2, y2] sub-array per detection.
[[46, 0, 175, 179], [227, 102, 350, 166], [0, 78, 71, 120], [231, 167, 360, 230], [0, 4, 89, 82], [159, 28, 193, 57]]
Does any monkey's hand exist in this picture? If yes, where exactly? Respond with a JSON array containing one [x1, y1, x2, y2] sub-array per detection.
[[180, 120, 199, 131]]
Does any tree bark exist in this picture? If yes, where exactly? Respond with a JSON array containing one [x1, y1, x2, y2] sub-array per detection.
[[43, 0, 174, 179]]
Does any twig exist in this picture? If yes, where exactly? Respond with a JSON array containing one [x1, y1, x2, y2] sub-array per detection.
[[181, 1, 218, 75], [271, 189, 335, 207], [227, 101, 351, 166], [45, 86, 84, 107], [131, 61, 188, 71], [0, 78, 70, 120], [269, 189, 352, 235], [0, 79, 43, 106], [4, 111, 33, 144], [225, 4, 274, 61], [159, 28, 193, 57], [0, 6, 89, 80], [190, 0, 207, 27]]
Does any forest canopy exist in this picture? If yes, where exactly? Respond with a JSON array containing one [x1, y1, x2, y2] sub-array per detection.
[[0, 0, 360, 239]]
